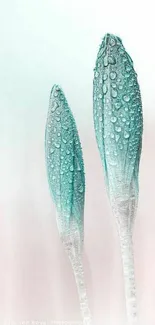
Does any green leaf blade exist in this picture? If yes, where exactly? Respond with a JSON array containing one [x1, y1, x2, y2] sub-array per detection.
[[93, 33, 143, 201], [45, 85, 85, 240]]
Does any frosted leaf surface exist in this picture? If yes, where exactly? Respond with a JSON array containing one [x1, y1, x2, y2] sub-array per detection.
[[45, 85, 85, 243], [93, 34, 143, 324], [93, 33, 143, 202]]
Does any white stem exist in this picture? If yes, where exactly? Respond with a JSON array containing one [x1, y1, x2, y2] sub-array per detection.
[[119, 229, 137, 325], [111, 195, 138, 325], [62, 235, 92, 325], [68, 250, 92, 325]]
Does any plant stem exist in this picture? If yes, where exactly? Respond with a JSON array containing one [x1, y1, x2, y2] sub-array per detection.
[[119, 229, 137, 325], [63, 239, 92, 325], [111, 196, 138, 325]]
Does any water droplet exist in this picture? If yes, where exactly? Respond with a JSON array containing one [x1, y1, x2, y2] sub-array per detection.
[[125, 64, 132, 72], [54, 90, 58, 97], [111, 89, 118, 98], [118, 84, 123, 90], [60, 170, 64, 175], [110, 133, 114, 139], [50, 148, 55, 154], [119, 49, 125, 55], [125, 72, 130, 78], [78, 185, 84, 193], [62, 138, 67, 144], [70, 165, 74, 172], [115, 134, 120, 142], [124, 131, 130, 139], [103, 84, 108, 94], [123, 56, 127, 62], [110, 72, 117, 80], [123, 95, 130, 102], [111, 82, 116, 88], [125, 107, 128, 112], [55, 143, 60, 149], [62, 125, 69, 130], [115, 101, 122, 110], [77, 164, 81, 171], [58, 132, 61, 137], [104, 56, 108, 66], [110, 38, 116, 46], [111, 116, 117, 123], [108, 56, 116, 65], [56, 117, 60, 122], [115, 126, 121, 132], [98, 47, 104, 57], [103, 73, 107, 81], [51, 102, 58, 112], [99, 116, 103, 122], [99, 94, 102, 99], [122, 117, 126, 122], [95, 71, 99, 78], [56, 108, 61, 115], [129, 80, 134, 87]]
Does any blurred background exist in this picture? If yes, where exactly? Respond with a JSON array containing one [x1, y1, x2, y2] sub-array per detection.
[[0, 0, 155, 324]]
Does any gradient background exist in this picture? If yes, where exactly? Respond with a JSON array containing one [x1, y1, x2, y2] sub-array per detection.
[[1, 0, 155, 324]]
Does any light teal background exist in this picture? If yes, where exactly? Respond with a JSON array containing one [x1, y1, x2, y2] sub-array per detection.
[[0, 0, 155, 325]]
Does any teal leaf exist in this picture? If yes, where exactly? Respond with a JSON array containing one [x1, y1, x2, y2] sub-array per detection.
[[93, 34, 143, 203], [45, 85, 85, 245]]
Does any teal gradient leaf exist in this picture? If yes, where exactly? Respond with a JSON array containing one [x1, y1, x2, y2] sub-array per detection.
[[45, 85, 85, 244], [93, 33, 143, 204], [93, 33, 143, 324]]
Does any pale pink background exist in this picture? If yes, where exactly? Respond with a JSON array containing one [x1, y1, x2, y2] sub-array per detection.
[[1, 0, 155, 324]]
